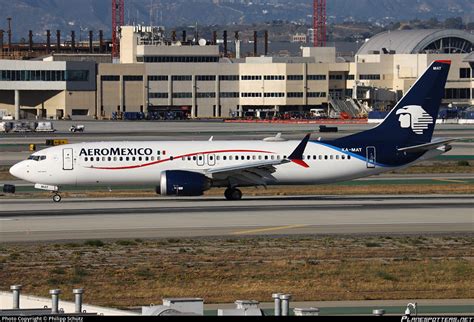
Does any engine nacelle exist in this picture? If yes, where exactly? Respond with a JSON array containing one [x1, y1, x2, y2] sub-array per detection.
[[157, 170, 211, 196]]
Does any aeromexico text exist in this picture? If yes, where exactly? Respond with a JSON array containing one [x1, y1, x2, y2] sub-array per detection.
[[79, 148, 154, 157]]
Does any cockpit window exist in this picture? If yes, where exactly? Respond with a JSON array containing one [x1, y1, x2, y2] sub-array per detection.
[[28, 155, 46, 161]]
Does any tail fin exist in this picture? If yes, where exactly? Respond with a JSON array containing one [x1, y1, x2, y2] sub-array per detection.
[[369, 60, 450, 144]]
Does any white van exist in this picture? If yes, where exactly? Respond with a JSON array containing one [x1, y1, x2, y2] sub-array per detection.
[[310, 108, 328, 119]]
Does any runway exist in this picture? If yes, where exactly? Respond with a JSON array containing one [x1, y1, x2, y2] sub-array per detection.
[[1, 195, 472, 242]]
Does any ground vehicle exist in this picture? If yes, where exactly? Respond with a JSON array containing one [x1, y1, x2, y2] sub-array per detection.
[[0, 122, 12, 133], [310, 108, 328, 119], [70, 125, 85, 133], [12, 122, 33, 133], [35, 122, 56, 132]]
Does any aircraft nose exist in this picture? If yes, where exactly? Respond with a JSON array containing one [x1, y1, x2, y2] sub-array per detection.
[[9, 162, 25, 180]]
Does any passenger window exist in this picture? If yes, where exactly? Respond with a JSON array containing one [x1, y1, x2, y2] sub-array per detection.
[[342, 155, 346, 160], [247, 156, 251, 160], [229, 156, 233, 161], [138, 157, 142, 161], [170, 156, 174, 161], [271, 156, 275, 160], [40, 156, 47, 161], [348, 155, 351, 160], [114, 157, 117, 161], [151, 157, 155, 161], [313, 155, 317, 160], [85, 157, 88, 162], [319, 155, 323, 160], [96, 157, 100, 162], [330, 155, 334, 160], [223, 156, 227, 161], [199, 156, 203, 161], [324, 156, 328, 160], [126, 157, 130, 161], [265, 156, 268, 160], [336, 155, 339, 160], [258, 156, 262, 160], [145, 157, 149, 161], [193, 156, 197, 161]]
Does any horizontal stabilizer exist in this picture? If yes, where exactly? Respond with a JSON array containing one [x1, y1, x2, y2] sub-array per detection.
[[397, 138, 457, 153]]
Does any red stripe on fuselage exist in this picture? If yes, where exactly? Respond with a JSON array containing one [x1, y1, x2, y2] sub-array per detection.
[[87, 149, 276, 170]]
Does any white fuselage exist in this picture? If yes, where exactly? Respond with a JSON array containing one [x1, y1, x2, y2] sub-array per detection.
[[10, 140, 443, 189]]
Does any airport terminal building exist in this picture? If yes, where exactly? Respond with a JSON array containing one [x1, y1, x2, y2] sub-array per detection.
[[0, 27, 473, 120]]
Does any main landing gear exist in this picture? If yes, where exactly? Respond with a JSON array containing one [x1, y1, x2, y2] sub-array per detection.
[[52, 193, 62, 203], [224, 188, 242, 201]]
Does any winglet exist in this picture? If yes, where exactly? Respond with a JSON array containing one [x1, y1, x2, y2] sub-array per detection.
[[288, 133, 311, 168]]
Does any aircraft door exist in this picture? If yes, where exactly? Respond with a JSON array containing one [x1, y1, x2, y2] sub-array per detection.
[[366, 146, 376, 169], [63, 148, 74, 170], [196, 154, 205, 166], [207, 154, 216, 166]]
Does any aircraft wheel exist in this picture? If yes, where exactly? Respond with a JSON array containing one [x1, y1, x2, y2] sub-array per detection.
[[53, 194, 62, 203], [225, 188, 242, 201]]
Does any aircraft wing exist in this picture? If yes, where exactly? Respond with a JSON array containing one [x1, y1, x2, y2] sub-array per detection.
[[205, 134, 311, 187], [206, 159, 286, 186], [397, 138, 457, 153]]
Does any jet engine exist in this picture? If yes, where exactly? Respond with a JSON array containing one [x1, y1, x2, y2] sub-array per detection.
[[156, 170, 211, 196]]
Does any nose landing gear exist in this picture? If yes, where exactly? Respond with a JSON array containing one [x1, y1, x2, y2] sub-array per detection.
[[52, 193, 62, 203]]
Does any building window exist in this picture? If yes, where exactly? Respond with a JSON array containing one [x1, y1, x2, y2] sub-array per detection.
[[123, 75, 143, 81], [444, 88, 471, 99], [241, 75, 262, 81], [66, 70, 89, 81], [143, 56, 219, 63], [196, 75, 216, 81], [220, 92, 239, 98], [149, 92, 169, 99], [219, 75, 239, 81], [197, 92, 216, 98], [459, 68, 472, 79], [307, 92, 327, 98], [287, 92, 304, 98], [264, 92, 285, 98], [329, 74, 343, 80], [172, 75, 192, 81], [148, 75, 168, 81], [101, 75, 120, 81], [347, 75, 355, 80], [264, 75, 285, 80], [307, 75, 326, 80], [172, 92, 193, 98], [241, 92, 262, 97], [359, 74, 381, 80], [287, 75, 304, 81]]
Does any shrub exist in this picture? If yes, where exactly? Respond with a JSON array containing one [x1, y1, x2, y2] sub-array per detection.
[[84, 240, 105, 247]]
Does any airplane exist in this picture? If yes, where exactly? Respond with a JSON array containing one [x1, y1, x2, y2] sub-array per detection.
[[8, 60, 455, 203]]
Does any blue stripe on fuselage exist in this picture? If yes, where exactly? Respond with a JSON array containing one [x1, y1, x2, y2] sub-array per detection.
[[309, 141, 393, 168]]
